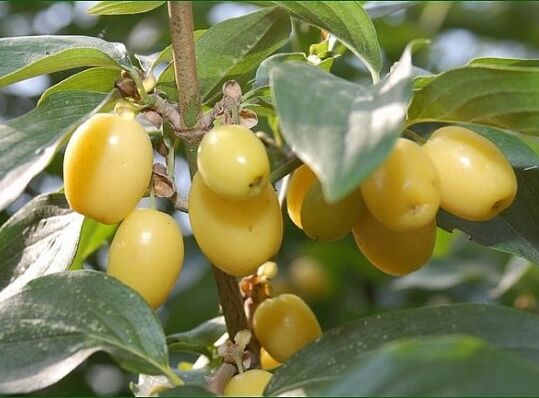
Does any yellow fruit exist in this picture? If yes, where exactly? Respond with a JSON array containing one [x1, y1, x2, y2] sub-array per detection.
[[107, 208, 184, 308], [223, 369, 273, 397], [197, 125, 270, 200], [289, 256, 330, 300], [352, 208, 436, 276], [423, 126, 517, 221], [260, 347, 281, 370], [300, 182, 364, 241], [360, 138, 441, 232], [286, 165, 317, 228], [188, 173, 282, 277], [63, 113, 153, 224], [253, 294, 322, 362]]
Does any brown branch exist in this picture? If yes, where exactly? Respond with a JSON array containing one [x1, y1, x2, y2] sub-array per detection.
[[166, 0, 259, 366]]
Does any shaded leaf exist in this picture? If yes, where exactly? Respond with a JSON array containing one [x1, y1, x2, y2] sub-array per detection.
[[167, 316, 226, 357], [87, 1, 165, 15], [0, 194, 83, 298], [0, 271, 172, 394], [0, 90, 113, 211], [267, 303, 539, 395], [408, 62, 539, 135], [70, 218, 117, 270], [275, 1, 382, 79], [254, 52, 307, 88], [271, 43, 414, 202], [322, 335, 539, 396], [39, 67, 121, 103], [0, 35, 130, 87], [157, 7, 291, 103]]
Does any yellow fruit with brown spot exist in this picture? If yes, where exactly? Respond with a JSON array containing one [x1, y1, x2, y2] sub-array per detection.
[[360, 138, 441, 232], [423, 126, 517, 221], [197, 125, 270, 200]]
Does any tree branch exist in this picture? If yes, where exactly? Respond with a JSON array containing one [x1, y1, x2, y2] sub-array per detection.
[[166, 0, 258, 365]]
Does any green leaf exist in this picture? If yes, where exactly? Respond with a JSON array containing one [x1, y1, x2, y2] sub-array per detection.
[[167, 317, 226, 358], [468, 57, 539, 68], [275, 1, 382, 80], [0, 270, 172, 394], [0, 90, 113, 211], [322, 335, 539, 396], [160, 386, 216, 397], [70, 218, 118, 270], [408, 62, 539, 135], [254, 52, 308, 88], [266, 303, 539, 396], [0, 194, 83, 298], [87, 1, 165, 15], [270, 43, 414, 202], [157, 7, 291, 103], [0, 36, 130, 87], [39, 67, 121, 103], [431, 123, 539, 265]]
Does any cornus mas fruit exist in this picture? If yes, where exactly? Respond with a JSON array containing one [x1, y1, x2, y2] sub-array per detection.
[[287, 165, 364, 241], [107, 208, 184, 308], [352, 206, 436, 276], [423, 126, 517, 221], [360, 138, 441, 232], [260, 347, 280, 370], [63, 113, 153, 224], [197, 124, 270, 200], [300, 181, 364, 241], [188, 173, 282, 277], [223, 369, 273, 397], [253, 293, 322, 362]]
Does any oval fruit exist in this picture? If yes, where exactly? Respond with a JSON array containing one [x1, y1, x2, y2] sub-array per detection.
[[223, 369, 273, 397], [260, 347, 281, 370], [360, 138, 441, 231], [300, 181, 364, 241], [188, 173, 282, 277], [352, 207, 436, 276], [289, 256, 330, 301], [253, 294, 321, 362], [107, 208, 184, 308], [423, 126, 517, 221], [286, 165, 317, 229], [197, 125, 270, 200], [64, 113, 153, 224]]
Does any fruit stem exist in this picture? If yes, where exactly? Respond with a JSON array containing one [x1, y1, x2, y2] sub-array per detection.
[[167, 0, 259, 365]]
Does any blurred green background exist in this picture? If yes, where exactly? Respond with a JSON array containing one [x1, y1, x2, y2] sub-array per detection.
[[1, 1, 539, 395]]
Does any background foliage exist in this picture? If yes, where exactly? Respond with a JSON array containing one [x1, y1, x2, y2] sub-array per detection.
[[1, 1, 539, 396]]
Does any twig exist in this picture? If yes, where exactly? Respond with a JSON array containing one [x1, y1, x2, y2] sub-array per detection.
[[166, 0, 258, 365]]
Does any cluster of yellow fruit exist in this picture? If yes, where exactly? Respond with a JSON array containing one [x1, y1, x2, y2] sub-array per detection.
[[288, 126, 517, 276], [189, 124, 283, 277], [63, 113, 184, 308], [224, 293, 322, 396]]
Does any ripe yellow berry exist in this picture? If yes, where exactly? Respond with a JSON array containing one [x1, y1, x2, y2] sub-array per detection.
[[352, 207, 436, 276], [286, 165, 317, 228], [63, 113, 153, 224], [300, 181, 364, 241], [223, 369, 273, 397], [253, 294, 322, 362], [360, 138, 441, 232], [197, 125, 270, 200], [107, 208, 184, 308], [423, 126, 517, 221], [260, 347, 281, 370], [188, 173, 282, 277]]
